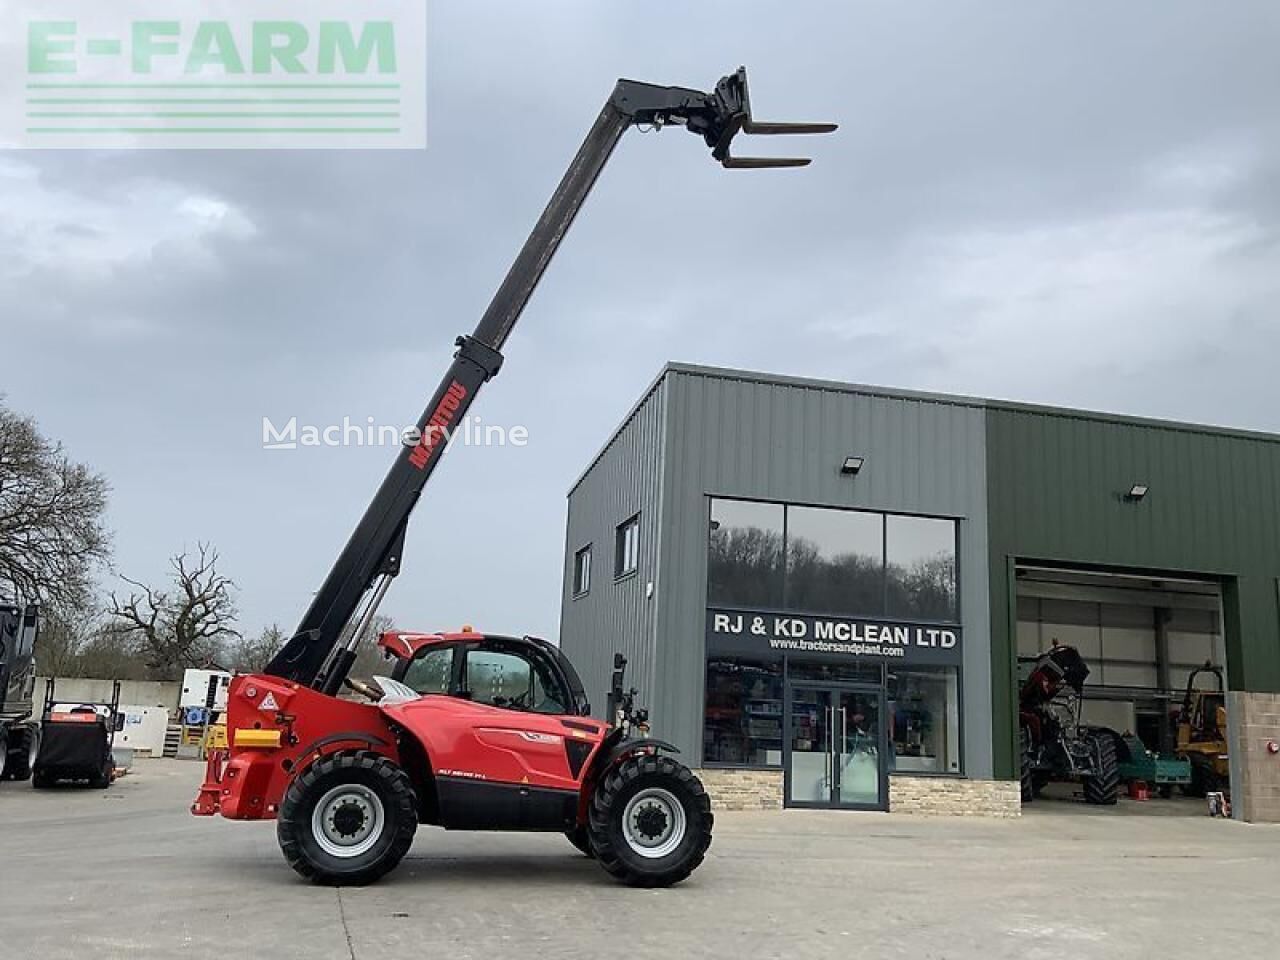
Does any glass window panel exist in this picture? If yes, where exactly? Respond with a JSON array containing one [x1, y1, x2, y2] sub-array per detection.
[[403, 646, 454, 696], [465, 648, 568, 715], [786, 659, 883, 685], [887, 666, 960, 774], [885, 515, 957, 621], [702, 658, 783, 766], [615, 516, 639, 577], [708, 499, 784, 607], [573, 545, 591, 596], [785, 506, 884, 616]]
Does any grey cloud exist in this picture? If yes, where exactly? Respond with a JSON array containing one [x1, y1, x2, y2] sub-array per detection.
[[1, 1, 1276, 642]]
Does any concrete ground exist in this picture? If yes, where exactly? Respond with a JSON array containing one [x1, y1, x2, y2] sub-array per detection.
[[2, 759, 1277, 960]]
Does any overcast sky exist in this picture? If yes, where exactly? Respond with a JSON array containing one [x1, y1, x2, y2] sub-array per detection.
[[2, 2, 1277, 645]]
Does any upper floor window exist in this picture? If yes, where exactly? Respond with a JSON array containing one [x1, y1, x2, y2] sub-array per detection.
[[708, 498, 784, 607], [615, 514, 639, 578], [573, 544, 592, 597], [786, 505, 883, 616], [885, 514, 957, 621], [707, 498, 958, 622]]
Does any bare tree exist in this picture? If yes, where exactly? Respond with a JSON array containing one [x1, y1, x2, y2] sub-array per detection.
[[73, 621, 152, 681], [109, 543, 240, 679], [31, 604, 97, 678], [227, 623, 285, 674], [0, 400, 110, 608], [34, 606, 152, 681], [351, 613, 397, 679]]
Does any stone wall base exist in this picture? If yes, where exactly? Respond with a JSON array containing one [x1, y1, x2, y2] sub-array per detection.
[[694, 768, 1020, 817], [889, 775, 1021, 817], [695, 769, 785, 810], [1229, 691, 1280, 823]]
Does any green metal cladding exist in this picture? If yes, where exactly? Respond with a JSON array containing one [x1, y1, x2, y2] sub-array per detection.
[[986, 405, 1280, 779]]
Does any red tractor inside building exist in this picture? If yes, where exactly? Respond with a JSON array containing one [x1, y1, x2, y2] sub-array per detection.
[[191, 68, 834, 886]]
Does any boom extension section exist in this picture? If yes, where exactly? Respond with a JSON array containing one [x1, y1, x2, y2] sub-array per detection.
[[264, 67, 835, 693]]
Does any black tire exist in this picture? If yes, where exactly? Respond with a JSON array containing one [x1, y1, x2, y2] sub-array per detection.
[[1019, 727, 1034, 803], [565, 824, 594, 858], [1082, 730, 1119, 806], [32, 770, 54, 789], [7, 727, 38, 782], [1158, 784, 1174, 799], [89, 753, 113, 789], [1181, 756, 1211, 798], [588, 754, 713, 888], [277, 751, 417, 886]]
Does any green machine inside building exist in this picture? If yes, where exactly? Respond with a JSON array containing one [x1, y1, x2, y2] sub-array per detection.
[[560, 363, 1280, 822]]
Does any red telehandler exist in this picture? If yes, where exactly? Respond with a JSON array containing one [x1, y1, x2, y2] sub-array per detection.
[[192, 68, 834, 887]]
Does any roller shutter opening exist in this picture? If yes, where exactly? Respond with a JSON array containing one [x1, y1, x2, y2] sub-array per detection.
[[1015, 566, 1229, 815]]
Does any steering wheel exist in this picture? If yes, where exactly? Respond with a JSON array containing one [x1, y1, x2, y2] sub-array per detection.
[[343, 677, 384, 702]]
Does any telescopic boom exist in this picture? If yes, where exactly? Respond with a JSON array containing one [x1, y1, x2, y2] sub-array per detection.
[[264, 68, 835, 694]]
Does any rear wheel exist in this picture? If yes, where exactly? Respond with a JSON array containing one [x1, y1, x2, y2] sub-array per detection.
[[589, 754, 712, 888], [277, 751, 417, 886], [89, 752, 113, 789], [1082, 730, 1119, 805]]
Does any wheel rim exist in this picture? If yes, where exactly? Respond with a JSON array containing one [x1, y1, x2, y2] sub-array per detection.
[[621, 787, 686, 859], [311, 783, 385, 859]]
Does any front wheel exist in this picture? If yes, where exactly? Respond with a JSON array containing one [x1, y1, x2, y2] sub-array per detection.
[[277, 752, 418, 886], [589, 754, 712, 888], [565, 824, 594, 858], [1019, 727, 1034, 803]]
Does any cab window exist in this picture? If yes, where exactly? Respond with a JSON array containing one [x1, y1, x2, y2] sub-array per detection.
[[402, 645, 455, 695], [463, 647, 569, 715]]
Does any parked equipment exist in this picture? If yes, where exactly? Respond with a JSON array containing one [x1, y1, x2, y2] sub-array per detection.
[[192, 67, 834, 887], [1176, 661, 1230, 797], [1115, 733, 1191, 798], [0, 601, 41, 782], [1018, 643, 1121, 805], [33, 678, 121, 788]]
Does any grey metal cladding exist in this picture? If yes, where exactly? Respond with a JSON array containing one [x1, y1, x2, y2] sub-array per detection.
[[558, 376, 667, 723], [654, 365, 993, 775]]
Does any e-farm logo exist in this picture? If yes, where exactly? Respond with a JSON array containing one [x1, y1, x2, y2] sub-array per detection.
[[7, 1, 426, 149]]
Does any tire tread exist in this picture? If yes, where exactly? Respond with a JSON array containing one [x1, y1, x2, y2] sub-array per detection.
[[588, 754, 712, 887], [277, 750, 417, 885]]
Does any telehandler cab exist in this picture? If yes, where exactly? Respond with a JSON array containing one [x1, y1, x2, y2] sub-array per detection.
[[192, 67, 834, 887]]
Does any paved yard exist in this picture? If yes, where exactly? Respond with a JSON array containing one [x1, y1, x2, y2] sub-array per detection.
[[2, 759, 1277, 959]]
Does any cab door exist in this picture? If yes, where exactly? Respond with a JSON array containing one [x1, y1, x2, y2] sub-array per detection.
[[392, 639, 585, 830]]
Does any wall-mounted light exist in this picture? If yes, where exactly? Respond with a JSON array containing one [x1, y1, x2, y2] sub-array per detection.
[[1125, 483, 1149, 502], [841, 456, 864, 476]]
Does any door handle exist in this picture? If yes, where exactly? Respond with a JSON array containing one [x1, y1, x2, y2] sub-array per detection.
[[825, 704, 835, 787], [840, 706, 848, 757]]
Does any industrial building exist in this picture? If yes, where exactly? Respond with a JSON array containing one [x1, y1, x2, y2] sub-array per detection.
[[559, 363, 1280, 821]]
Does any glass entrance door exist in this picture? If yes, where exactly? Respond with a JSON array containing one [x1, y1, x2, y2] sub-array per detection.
[[786, 684, 886, 809]]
